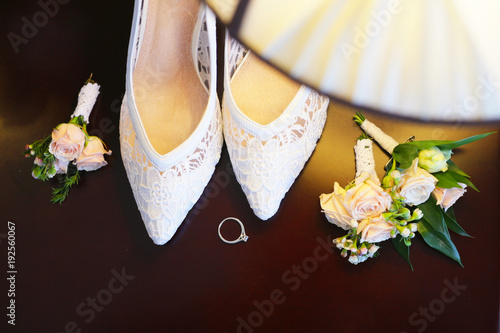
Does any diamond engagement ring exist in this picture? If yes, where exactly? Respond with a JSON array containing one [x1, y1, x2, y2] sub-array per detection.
[[218, 217, 249, 244]]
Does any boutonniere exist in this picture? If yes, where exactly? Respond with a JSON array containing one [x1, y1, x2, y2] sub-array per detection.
[[319, 112, 493, 269], [24, 75, 111, 204]]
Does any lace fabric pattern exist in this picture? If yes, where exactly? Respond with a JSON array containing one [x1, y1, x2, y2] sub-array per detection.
[[120, 101, 222, 244], [227, 35, 249, 78], [196, 19, 211, 90], [222, 90, 329, 220], [120, 5, 222, 245]]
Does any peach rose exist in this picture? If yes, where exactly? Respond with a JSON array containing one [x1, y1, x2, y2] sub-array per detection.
[[75, 136, 111, 171], [320, 183, 357, 230], [357, 215, 395, 243], [345, 171, 392, 221], [432, 183, 467, 212], [48, 123, 86, 162], [397, 158, 438, 206]]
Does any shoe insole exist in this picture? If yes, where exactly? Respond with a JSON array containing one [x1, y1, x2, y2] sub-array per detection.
[[133, 0, 207, 155], [230, 53, 301, 125]]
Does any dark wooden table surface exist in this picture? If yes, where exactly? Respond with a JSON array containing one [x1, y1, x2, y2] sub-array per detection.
[[1, 1, 499, 332]]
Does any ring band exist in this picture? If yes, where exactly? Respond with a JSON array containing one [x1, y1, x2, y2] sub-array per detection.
[[218, 217, 249, 244]]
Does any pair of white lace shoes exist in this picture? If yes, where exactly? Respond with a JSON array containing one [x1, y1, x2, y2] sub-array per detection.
[[120, 0, 329, 245]]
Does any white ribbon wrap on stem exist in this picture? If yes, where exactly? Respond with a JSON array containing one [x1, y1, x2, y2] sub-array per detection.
[[71, 82, 100, 123], [354, 139, 375, 178], [361, 120, 399, 154]]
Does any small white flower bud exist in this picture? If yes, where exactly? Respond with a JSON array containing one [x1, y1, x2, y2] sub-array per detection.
[[368, 245, 379, 257], [412, 209, 424, 220], [34, 157, 44, 166], [390, 170, 401, 180], [357, 255, 368, 263]]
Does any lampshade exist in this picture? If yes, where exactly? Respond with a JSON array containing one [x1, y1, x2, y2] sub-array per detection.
[[206, 0, 500, 121]]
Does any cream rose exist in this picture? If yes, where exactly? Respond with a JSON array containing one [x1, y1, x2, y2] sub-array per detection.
[[357, 215, 395, 243], [75, 136, 112, 171], [397, 158, 438, 206], [48, 123, 86, 162], [320, 183, 357, 230], [432, 183, 467, 212], [345, 171, 392, 221]]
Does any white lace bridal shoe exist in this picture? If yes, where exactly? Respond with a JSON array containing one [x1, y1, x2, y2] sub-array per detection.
[[120, 0, 222, 244], [222, 34, 329, 220]]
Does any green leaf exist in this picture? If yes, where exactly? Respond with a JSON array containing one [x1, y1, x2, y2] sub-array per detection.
[[357, 133, 371, 140], [51, 163, 80, 204], [433, 171, 462, 190], [443, 207, 472, 237], [397, 132, 494, 152], [391, 236, 413, 270], [404, 140, 456, 150], [435, 132, 495, 151], [433, 166, 478, 191], [392, 144, 419, 169], [418, 197, 449, 237], [447, 160, 470, 178], [447, 170, 478, 192], [29, 134, 52, 158], [417, 218, 463, 266]]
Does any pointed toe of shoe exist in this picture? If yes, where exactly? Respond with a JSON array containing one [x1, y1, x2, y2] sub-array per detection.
[[223, 89, 329, 221], [222, 34, 330, 221], [141, 213, 183, 245], [245, 190, 282, 221], [120, 96, 223, 245], [123, 150, 220, 244], [126, 168, 195, 245]]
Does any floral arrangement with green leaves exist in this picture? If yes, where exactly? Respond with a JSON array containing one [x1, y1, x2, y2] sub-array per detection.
[[320, 113, 493, 268], [24, 75, 111, 204]]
